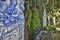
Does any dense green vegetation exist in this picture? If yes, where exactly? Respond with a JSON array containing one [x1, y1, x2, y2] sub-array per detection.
[[24, 0, 40, 40], [24, 0, 60, 40]]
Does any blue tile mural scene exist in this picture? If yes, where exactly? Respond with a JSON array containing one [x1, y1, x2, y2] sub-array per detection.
[[0, 0, 24, 40]]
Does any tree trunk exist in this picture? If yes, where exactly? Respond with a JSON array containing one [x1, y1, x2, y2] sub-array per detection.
[[48, 16, 50, 26], [24, 0, 29, 40], [43, 8, 47, 27], [32, 0, 36, 10], [53, 17, 56, 26]]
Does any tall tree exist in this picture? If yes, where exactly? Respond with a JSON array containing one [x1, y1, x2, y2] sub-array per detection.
[[24, 0, 30, 40], [30, 0, 40, 40]]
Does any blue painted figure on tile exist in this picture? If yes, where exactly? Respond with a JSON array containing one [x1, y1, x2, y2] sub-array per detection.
[[0, 0, 24, 40]]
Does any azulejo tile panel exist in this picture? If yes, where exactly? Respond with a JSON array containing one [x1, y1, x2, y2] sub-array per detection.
[[0, 0, 24, 40]]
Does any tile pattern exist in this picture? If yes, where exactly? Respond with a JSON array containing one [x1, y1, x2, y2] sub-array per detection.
[[0, 0, 24, 40]]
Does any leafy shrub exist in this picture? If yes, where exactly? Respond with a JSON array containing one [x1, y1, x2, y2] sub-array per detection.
[[43, 26, 56, 31]]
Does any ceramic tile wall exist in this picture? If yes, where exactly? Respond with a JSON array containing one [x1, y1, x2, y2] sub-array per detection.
[[0, 0, 24, 40]]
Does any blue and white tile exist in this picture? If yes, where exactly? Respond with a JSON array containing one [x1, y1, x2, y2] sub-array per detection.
[[0, 0, 24, 40]]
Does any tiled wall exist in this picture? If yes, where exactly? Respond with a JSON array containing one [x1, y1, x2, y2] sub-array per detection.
[[0, 0, 24, 40]]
